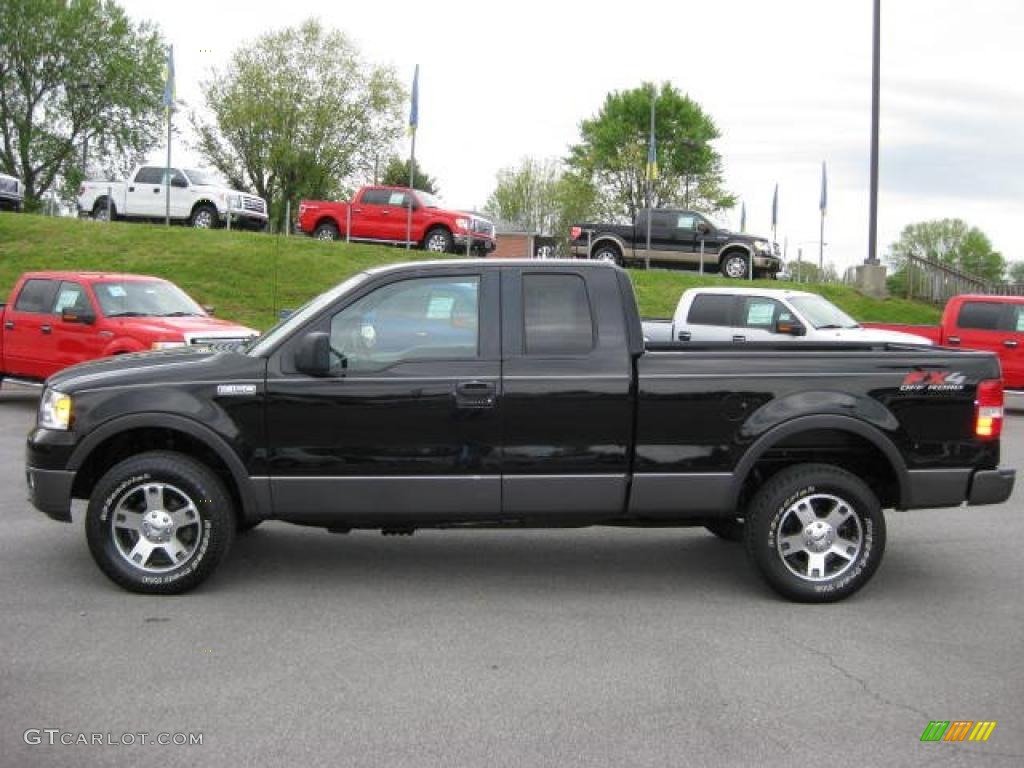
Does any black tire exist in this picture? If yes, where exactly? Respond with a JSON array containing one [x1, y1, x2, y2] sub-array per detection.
[[705, 518, 744, 542], [92, 199, 115, 221], [190, 204, 218, 229], [592, 243, 623, 266], [744, 464, 885, 603], [423, 227, 453, 254], [314, 221, 339, 241], [85, 451, 235, 594], [721, 251, 750, 279]]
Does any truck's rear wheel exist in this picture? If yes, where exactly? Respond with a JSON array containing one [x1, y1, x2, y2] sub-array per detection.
[[190, 205, 218, 229], [721, 252, 750, 279], [92, 199, 115, 221], [744, 464, 886, 603], [592, 244, 622, 266], [85, 451, 235, 594], [314, 222, 339, 241], [424, 227, 453, 253]]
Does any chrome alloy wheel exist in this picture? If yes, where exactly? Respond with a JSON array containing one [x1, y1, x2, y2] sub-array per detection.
[[111, 482, 203, 573], [192, 209, 215, 228], [775, 493, 863, 582], [426, 233, 449, 252], [723, 255, 748, 278]]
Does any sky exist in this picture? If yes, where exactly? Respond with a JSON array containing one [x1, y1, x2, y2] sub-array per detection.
[[120, 0, 1024, 274]]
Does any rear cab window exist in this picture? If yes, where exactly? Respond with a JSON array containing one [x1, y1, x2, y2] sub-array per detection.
[[523, 273, 595, 355], [13, 279, 59, 314], [956, 301, 1005, 331], [686, 294, 733, 327]]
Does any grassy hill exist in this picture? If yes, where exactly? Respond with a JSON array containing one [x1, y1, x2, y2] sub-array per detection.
[[0, 214, 941, 329]]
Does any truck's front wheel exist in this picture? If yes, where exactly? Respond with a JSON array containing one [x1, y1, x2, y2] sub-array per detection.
[[721, 252, 750, 279], [85, 451, 235, 594], [190, 205, 218, 229], [424, 227, 453, 253], [744, 464, 886, 603]]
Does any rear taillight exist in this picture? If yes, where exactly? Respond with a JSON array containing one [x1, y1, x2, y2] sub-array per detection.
[[570, 226, 582, 240], [975, 378, 1004, 439]]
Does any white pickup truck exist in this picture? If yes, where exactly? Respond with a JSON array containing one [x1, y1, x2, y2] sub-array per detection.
[[642, 286, 933, 345], [77, 166, 268, 230]]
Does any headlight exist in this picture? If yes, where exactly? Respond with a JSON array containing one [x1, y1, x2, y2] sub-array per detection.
[[755, 240, 771, 253], [151, 341, 187, 350], [39, 389, 73, 431], [455, 217, 469, 231], [228, 194, 242, 210]]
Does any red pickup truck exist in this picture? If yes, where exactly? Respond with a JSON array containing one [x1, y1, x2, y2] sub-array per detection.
[[864, 294, 1024, 390], [297, 186, 496, 254], [1, 271, 258, 384]]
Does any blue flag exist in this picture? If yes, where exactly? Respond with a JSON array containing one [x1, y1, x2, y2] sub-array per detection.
[[771, 183, 778, 229], [819, 161, 828, 214], [409, 64, 419, 134], [162, 45, 175, 111]]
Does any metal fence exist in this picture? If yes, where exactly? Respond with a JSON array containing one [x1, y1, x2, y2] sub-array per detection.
[[903, 254, 1024, 302]]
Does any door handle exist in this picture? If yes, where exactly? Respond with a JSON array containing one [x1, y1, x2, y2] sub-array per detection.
[[4, 320, 13, 330], [153, 188, 160, 194], [455, 380, 496, 409], [677, 331, 692, 341], [352, 208, 363, 214], [380, 210, 390, 215], [41, 325, 52, 335], [732, 335, 746, 342], [947, 336, 960, 345], [128, 186, 135, 192], [1004, 339, 1019, 349]]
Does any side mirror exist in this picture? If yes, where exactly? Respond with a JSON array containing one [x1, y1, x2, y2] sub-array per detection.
[[171, 176, 188, 189], [202, 304, 216, 316], [61, 307, 95, 325], [696, 221, 711, 235], [294, 331, 331, 376], [775, 317, 806, 336]]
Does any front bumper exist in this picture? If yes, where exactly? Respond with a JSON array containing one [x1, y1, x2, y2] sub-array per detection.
[[968, 468, 1015, 506], [225, 210, 268, 231], [454, 234, 496, 253], [0, 193, 24, 212], [752, 254, 781, 271], [26, 466, 75, 522]]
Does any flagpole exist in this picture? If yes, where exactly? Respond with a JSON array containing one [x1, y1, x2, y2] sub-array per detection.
[[819, 161, 827, 272], [165, 107, 171, 227], [644, 88, 655, 270], [405, 64, 419, 250]]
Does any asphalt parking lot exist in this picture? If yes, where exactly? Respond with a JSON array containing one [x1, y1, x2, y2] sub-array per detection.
[[1, 384, 1021, 767]]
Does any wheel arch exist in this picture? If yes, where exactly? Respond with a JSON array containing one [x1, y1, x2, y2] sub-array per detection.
[[732, 414, 909, 512], [718, 242, 752, 263], [589, 234, 627, 258], [68, 414, 266, 525], [190, 199, 220, 218]]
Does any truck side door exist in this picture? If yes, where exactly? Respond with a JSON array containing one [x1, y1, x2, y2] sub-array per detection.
[[998, 302, 1024, 389], [264, 268, 502, 522], [349, 188, 389, 241], [51, 281, 107, 375], [2, 278, 59, 379], [676, 292, 737, 342], [732, 295, 794, 343], [126, 167, 163, 216], [499, 267, 634, 518]]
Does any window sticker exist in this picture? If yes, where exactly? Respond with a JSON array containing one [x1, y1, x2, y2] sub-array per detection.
[[54, 289, 82, 313], [747, 303, 775, 326], [105, 285, 127, 298], [427, 295, 455, 319]]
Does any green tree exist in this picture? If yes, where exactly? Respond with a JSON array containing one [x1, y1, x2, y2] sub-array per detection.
[[380, 156, 438, 194], [1006, 261, 1024, 284], [0, 0, 165, 210], [192, 19, 404, 230], [485, 157, 562, 234], [886, 219, 1005, 286], [567, 82, 734, 221]]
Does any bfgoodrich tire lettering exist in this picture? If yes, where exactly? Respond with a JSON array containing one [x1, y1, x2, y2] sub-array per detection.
[[744, 464, 886, 603], [85, 451, 235, 594]]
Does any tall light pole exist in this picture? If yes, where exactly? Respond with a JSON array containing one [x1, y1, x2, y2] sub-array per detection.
[[866, 0, 881, 265]]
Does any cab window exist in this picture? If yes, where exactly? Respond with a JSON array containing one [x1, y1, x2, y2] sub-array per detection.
[[53, 282, 91, 315], [14, 279, 59, 314], [738, 297, 785, 329], [956, 301, 1003, 331], [686, 294, 733, 327], [328, 276, 480, 372]]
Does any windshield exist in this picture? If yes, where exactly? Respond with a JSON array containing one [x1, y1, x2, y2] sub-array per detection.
[[93, 280, 205, 318], [247, 273, 370, 356], [417, 192, 443, 209], [184, 169, 223, 186], [700, 213, 727, 230], [789, 295, 859, 329]]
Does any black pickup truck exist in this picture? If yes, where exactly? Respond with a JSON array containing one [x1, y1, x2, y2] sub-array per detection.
[[571, 209, 782, 278], [26, 260, 1014, 600]]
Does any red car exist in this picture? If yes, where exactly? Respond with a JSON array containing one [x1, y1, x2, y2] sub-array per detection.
[[0, 271, 258, 383], [297, 185, 496, 254], [864, 294, 1024, 390]]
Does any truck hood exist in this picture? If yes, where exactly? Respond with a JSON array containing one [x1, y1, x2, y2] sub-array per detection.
[[46, 345, 256, 395], [105, 315, 259, 342], [817, 327, 934, 345]]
